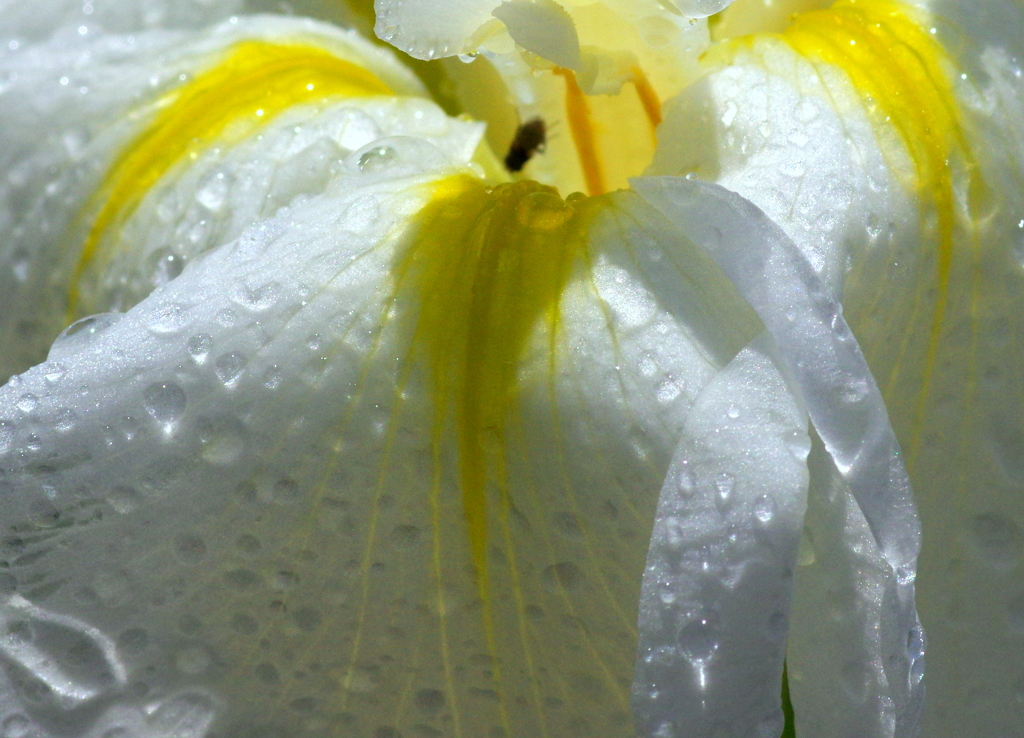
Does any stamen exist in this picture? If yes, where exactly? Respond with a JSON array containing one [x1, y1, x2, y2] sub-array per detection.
[[631, 66, 663, 131], [553, 67, 606, 196]]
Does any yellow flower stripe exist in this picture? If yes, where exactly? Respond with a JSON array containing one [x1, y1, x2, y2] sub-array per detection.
[[68, 40, 393, 319]]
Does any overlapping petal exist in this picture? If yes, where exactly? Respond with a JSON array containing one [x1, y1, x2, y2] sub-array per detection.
[[0, 13, 824, 737], [649, 1, 1024, 734], [2, 0, 1023, 736]]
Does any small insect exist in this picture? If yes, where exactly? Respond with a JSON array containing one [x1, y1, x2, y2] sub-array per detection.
[[504, 117, 547, 173]]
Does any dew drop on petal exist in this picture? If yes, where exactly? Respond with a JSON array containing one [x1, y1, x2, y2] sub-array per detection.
[[214, 352, 247, 386], [187, 333, 212, 364], [49, 313, 122, 360], [753, 493, 776, 523], [357, 146, 397, 173], [714, 472, 735, 512], [15, 394, 37, 414], [676, 463, 696, 497], [143, 382, 187, 424], [147, 249, 185, 290], [677, 609, 720, 664]]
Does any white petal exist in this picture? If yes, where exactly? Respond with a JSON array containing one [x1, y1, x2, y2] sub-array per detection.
[[374, 0, 503, 60], [633, 175, 923, 735], [0, 162, 770, 737], [491, 0, 582, 71], [0, 16, 427, 380], [633, 332, 809, 738]]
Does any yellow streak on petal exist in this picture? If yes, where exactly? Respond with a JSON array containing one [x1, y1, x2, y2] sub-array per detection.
[[782, 0, 980, 465], [68, 40, 392, 319], [396, 173, 597, 611]]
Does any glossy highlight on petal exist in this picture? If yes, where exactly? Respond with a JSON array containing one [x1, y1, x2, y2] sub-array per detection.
[[69, 39, 393, 319]]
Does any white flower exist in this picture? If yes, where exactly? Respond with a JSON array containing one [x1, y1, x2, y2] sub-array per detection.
[[0, 1, 1020, 737]]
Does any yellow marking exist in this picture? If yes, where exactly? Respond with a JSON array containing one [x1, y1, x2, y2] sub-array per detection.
[[631, 66, 663, 131], [782, 0, 979, 465], [68, 40, 392, 319], [396, 174, 597, 606], [553, 67, 607, 197]]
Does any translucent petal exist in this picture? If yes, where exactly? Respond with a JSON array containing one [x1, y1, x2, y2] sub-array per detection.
[[0, 143, 774, 738], [491, 0, 582, 71], [633, 332, 810, 738], [0, 15, 428, 381], [648, 2, 1024, 733], [633, 175, 923, 735]]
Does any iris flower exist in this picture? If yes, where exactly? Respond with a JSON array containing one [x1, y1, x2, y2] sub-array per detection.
[[0, 0, 1021, 737]]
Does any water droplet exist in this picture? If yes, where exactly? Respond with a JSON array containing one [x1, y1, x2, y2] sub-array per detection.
[[542, 562, 584, 591], [1, 715, 32, 738], [656, 377, 681, 403], [214, 308, 238, 327], [147, 249, 185, 289], [714, 472, 735, 512], [234, 281, 279, 312], [357, 146, 397, 173], [676, 464, 696, 497], [552, 511, 583, 539], [263, 366, 283, 389], [753, 494, 776, 523], [841, 377, 869, 403], [677, 609, 720, 663], [173, 533, 206, 564], [415, 688, 445, 713], [54, 408, 77, 432], [16, 394, 38, 414], [196, 416, 246, 464], [896, 565, 915, 586], [49, 313, 122, 360], [230, 613, 258, 635], [150, 302, 189, 333], [175, 646, 210, 675], [143, 382, 187, 424], [784, 429, 811, 460], [187, 333, 212, 363], [457, 53, 477, 63], [214, 352, 247, 386], [653, 721, 676, 738], [195, 170, 230, 212], [106, 486, 142, 514], [0, 597, 123, 707], [658, 583, 677, 605], [338, 111, 382, 151], [726, 405, 740, 419], [10, 249, 30, 284], [293, 607, 322, 632], [41, 364, 66, 384], [255, 662, 280, 685], [147, 691, 216, 738], [224, 569, 262, 590]]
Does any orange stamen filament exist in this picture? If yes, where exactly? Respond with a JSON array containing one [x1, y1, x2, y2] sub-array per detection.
[[631, 66, 662, 131], [553, 67, 605, 197]]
